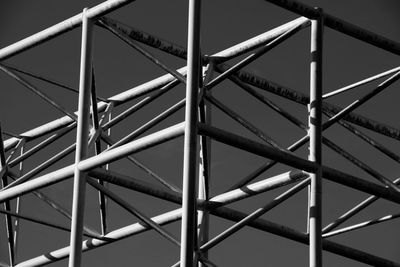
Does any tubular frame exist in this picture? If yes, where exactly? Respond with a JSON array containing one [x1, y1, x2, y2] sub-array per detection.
[[0, 0, 399, 266]]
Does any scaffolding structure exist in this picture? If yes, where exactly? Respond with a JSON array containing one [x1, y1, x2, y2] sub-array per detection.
[[0, 0, 400, 266]]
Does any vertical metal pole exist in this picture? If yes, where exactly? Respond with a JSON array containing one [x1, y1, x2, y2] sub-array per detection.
[[180, 0, 201, 266], [197, 64, 213, 267], [0, 124, 15, 266], [308, 8, 323, 267], [68, 8, 93, 267], [13, 143, 24, 260], [90, 69, 108, 235]]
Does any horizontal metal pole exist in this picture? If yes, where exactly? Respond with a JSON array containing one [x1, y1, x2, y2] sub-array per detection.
[[198, 123, 319, 173], [212, 206, 400, 267], [0, 0, 137, 61], [265, 0, 400, 55], [198, 123, 400, 205], [0, 123, 185, 204], [89, 168, 308, 209]]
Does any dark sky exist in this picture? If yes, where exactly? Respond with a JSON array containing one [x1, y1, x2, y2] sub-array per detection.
[[0, 0, 400, 266]]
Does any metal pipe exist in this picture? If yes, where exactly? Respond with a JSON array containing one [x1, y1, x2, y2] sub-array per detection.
[[0, 125, 15, 266], [79, 121, 185, 171], [322, 71, 400, 131], [198, 123, 318, 173], [0, 0, 137, 61], [198, 123, 400, 205], [91, 170, 400, 266], [101, 80, 180, 131], [308, 11, 323, 267], [264, 0, 400, 56], [90, 69, 108, 236], [68, 9, 93, 266], [181, 0, 202, 265], [99, 16, 310, 63], [90, 169, 307, 209], [89, 168, 400, 267], [0, 123, 184, 205], [13, 144, 24, 259], [323, 212, 400, 238], [197, 64, 214, 267], [232, 72, 400, 200], [228, 76, 400, 238], [235, 83, 400, 237], [323, 66, 400, 99]]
